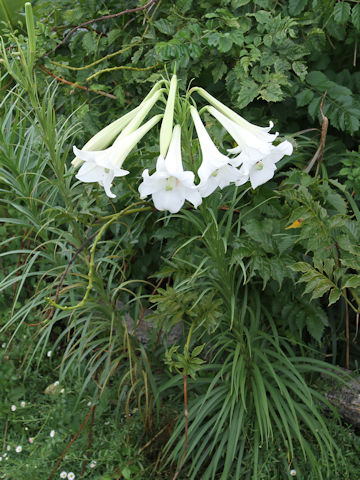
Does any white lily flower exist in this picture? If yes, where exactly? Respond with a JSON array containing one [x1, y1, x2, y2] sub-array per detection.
[[235, 140, 293, 189], [72, 82, 164, 167], [192, 87, 277, 142], [190, 107, 246, 197], [74, 114, 162, 198], [207, 106, 276, 166], [159, 74, 177, 157], [139, 125, 202, 213]]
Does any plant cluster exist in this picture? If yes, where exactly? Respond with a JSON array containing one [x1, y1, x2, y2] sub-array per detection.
[[0, 1, 359, 479]]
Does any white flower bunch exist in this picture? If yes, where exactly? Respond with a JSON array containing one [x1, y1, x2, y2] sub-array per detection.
[[72, 76, 293, 213]]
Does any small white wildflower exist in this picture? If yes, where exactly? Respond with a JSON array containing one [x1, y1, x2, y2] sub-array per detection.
[[60, 473, 67, 479], [50, 430, 56, 438], [87, 401, 91, 407], [3, 453, 7, 458], [20, 401, 26, 408], [28, 437, 34, 444], [11, 405, 16, 411], [90, 461, 96, 468], [60, 388, 65, 394], [47, 350, 52, 357], [15, 446, 22, 453], [290, 470, 297, 477], [6, 445, 10, 451], [53, 381, 59, 386], [1, 342, 6, 348], [67, 473, 75, 480]]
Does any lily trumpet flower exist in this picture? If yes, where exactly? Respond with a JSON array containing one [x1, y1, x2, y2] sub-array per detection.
[[72, 81, 164, 167], [207, 106, 276, 166], [74, 114, 162, 198], [191, 87, 278, 143], [190, 107, 246, 197], [235, 140, 293, 189], [138, 125, 202, 213]]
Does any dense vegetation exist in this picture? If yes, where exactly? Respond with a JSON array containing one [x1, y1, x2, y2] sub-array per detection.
[[0, 1, 359, 479]]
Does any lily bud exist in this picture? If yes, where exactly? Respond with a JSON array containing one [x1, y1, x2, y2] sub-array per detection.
[[159, 74, 177, 158]]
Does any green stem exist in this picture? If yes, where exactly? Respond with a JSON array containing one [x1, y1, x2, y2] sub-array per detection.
[[46, 203, 152, 311]]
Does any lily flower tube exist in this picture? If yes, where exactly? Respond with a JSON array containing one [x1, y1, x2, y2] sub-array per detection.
[[74, 114, 162, 198], [138, 125, 202, 213], [190, 87, 278, 143]]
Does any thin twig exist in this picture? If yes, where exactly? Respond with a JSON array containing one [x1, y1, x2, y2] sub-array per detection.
[[48, 405, 95, 480], [50, 0, 159, 54], [172, 374, 188, 480], [38, 65, 117, 99], [353, 312, 359, 343], [304, 92, 329, 175]]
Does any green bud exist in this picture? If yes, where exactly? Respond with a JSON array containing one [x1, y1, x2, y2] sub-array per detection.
[[160, 75, 177, 158]]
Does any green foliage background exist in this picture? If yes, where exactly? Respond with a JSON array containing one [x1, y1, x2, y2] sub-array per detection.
[[0, 0, 359, 479]]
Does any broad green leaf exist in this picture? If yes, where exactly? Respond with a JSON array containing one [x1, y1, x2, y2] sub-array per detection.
[[306, 315, 325, 342], [154, 18, 176, 36], [289, 0, 308, 16], [218, 35, 233, 53], [295, 89, 314, 107], [352, 4, 360, 30], [333, 2, 351, 24]]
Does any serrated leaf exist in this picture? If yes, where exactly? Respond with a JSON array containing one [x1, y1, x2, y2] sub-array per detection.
[[352, 4, 360, 30], [342, 275, 360, 289], [333, 2, 351, 24], [236, 80, 259, 108], [218, 35, 233, 53], [259, 84, 283, 102], [305, 278, 333, 299], [212, 61, 227, 83], [295, 89, 314, 107], [81, 32, 96, 55], [306, 70, 332, 89], [206, 32, 220, 47], [292, 61, 308, 81], [232, 0, 251, 6], [154, 19, 176, 36], [328, 287, 342, 306], [289, 0, 308, 16], [306, 315, 325, 342]]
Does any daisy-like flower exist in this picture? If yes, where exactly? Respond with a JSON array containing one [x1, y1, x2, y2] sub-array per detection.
[[139, 125, 202, 213], [11, 405, 16, 411], [20, 401, 26, 408], [60, 472, 67, 479], [74, 114, 162, 199], [50, 430, 56, 438], [290, 470, 297, 477], [67, 472, 75, 480], [47, 350, 52, 357], [190, 106, 246, 197], [15, 446, 22, 453]]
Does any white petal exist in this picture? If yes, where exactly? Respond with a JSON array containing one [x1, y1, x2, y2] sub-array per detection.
[[249, 163, 277, 189], [76, 163, 105, 183], [184, 187, 202, 208], [152, 189, 185, 213], [138, 170, 167, 198], [164, 125, 184, 177], [101, 172, 116, 198]]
